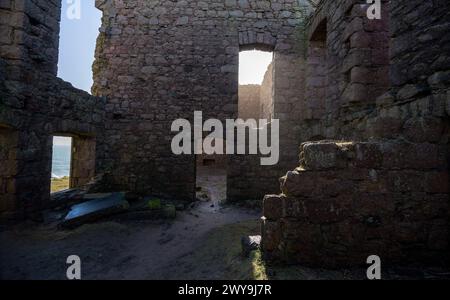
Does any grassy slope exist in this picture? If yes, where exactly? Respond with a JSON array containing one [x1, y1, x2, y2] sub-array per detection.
[[51, 177, 70, 193]]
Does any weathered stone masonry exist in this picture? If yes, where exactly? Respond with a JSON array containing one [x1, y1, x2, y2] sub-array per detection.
[[262, 0, 450, 267], [238, 84, 261, 120], [93, 0, 307, 201], [0, 0, 104, 219], [238, 62, 274, 121], [1, 0, 449, 269]]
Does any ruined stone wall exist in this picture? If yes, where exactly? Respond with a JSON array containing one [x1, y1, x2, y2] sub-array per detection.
[[0, 0, 104, 219], [296, 0, 450, 144], [0, 126, 17, 214], [263, 140, 449, 267], [260, 62, 273, 121], [238, 62, 274, 121], [0, 0, 60, 76], [93, 0, 307, 201], [297, 0, 390, 141], [71, 135, 97, 188], [238, 84, 261, 120], [262, 0, 450, 268], [364, 0, 450, 141]]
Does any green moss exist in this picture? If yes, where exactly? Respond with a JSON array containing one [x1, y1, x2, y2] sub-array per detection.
[[147, 198, 162, 210]]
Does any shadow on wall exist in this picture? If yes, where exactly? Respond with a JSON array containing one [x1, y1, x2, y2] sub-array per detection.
[[0, 125, 18, 215]]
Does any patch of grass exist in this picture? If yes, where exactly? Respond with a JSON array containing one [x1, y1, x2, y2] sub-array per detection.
[[51, 177, 70, 193], [249, 250, 268, 280]]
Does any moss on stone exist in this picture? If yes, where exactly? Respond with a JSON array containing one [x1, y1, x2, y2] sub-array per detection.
[[147, 198, 162, 210]]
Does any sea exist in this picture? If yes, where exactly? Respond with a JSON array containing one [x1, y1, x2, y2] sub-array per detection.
[[51, 145, 71, 179]]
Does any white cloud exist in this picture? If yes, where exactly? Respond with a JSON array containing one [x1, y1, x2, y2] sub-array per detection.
[[53, 136, 73, 146]]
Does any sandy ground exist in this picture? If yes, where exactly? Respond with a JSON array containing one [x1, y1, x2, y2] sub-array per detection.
[[0, 206, 259, 280], [0, 167, 260, 280], [1, 167, 448, 280]]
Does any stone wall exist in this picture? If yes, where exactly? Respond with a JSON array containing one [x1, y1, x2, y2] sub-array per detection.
[[70, 135, 97, 188], [263, 140, 449, 267], [238, 62, 274, 121], [0, 0, 104, 219], [238, 84, 261, 120], [1, 0, 448, 269], [297, 0, 390, 141], [93, 0, 307, 201], [238, 61, 274, 122], [261, 0, 450, 268], [0, 0, 60, 76], [0, 125, 18, 215], [260, 62, 274, 121]]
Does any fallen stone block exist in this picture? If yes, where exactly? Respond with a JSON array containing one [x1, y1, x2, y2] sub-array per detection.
[[301, 141, 353, 170], [61, 192, 129, 228]]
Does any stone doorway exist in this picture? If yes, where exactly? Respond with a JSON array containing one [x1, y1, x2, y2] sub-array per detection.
[[238, 48, 274, 121], [50, 134, 96, 194], [196, 139, 228, 207], [50, 136, 73, 193]]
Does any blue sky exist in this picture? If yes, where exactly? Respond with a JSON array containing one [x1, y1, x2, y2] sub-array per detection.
[[58, 0, 101, 93], [57, 1, 272, 92]]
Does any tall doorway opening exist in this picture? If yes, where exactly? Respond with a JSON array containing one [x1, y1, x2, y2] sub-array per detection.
[[50, 136, 73, 193], [195, 48, 274, 206], [238, 49, 274, 121]]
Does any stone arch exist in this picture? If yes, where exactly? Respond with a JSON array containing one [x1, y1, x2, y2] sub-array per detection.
[[307, 6, 328, 42], [238, 31, 277, 52]]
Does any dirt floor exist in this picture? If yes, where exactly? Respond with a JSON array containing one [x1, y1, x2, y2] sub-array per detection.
[[0, 166, 257, 280], [1, 167, 449, 280]]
